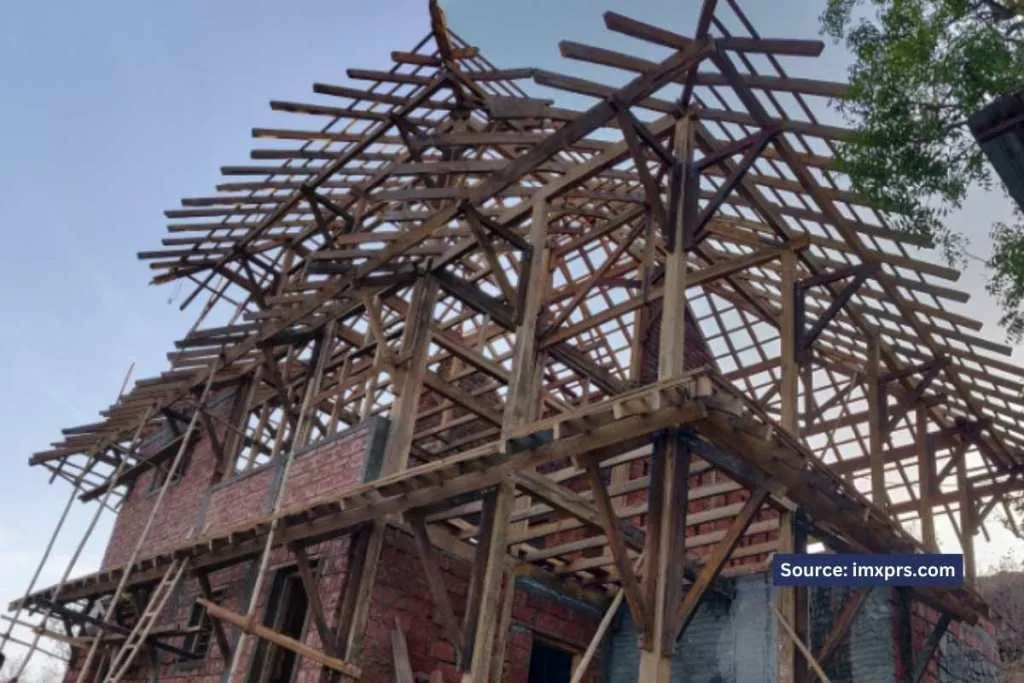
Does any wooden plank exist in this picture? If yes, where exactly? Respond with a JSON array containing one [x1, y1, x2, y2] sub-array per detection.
[[796, 589, 869, 683], [291, 544, 337, 656], [911, 613, 951, 683], [461, 479, 514, 683], [408, 514, 463, 658], [197, 597, 362, 678], [583, 460, 648, 635], [391, 618, 415, 683], [673, 487, 770, 639]]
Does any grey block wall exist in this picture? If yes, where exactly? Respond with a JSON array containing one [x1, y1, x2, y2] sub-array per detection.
[[604, 574, 776, 683], [937, 622, 1000, 683], [605, 576, 908, 683], [809, 587, 895, 682]]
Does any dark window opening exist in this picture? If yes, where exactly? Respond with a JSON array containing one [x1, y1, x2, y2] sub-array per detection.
[[181, 590, 223, 662], [248, 567, 310, 683], [528, 638, 574, 683], [149, 451, 190, 493]]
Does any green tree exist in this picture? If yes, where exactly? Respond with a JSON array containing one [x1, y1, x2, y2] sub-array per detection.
[[821, 0, 1024, 338]]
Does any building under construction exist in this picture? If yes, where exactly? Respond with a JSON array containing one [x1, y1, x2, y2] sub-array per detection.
[[2, 1, 1021, 681]]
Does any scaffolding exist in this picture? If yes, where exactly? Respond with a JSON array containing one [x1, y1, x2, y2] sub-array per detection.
[[3, 1, 1024, 681]]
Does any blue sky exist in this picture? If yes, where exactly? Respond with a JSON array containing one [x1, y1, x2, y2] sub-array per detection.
[[0, 0, 1021, 671]]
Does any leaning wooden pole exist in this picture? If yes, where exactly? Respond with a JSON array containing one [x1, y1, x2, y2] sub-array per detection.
[[1, 459, 89, 655], [75, 368, 217, 683], [12, 406, 155, 682], [223, 320, 336, 682]]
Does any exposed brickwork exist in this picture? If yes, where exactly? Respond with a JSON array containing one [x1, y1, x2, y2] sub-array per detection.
[[354, 528, 603, 683], [79, 413, 603, 683], [100, 434, 218, 569], [896, 598, 999, 683]]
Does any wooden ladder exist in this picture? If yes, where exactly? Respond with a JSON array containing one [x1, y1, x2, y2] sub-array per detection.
[[102, 557, 189, 683]]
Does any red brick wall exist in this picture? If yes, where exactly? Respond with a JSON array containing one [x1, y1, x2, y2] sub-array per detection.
[[102, 416, 375, 569], [83, 414, 602, 683], [355, 529, 603, 683], [100, 434, 218, 569], [72, 528, 603, 683], [895, 599, 1000, 683]]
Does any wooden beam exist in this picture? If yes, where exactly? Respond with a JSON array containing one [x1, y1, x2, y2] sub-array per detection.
[[639, 114, 695, 683], [583, 460, 648, 634], [772, 605, 832, 683], [571, 588, 625, 683], [956, 449, 977, 584], [673, 487, 770, 639], [197, 597, 362, 678], [391, 618, 415, 683], [461, 479, 514, 683], [291, 544, 337, 656], [409, 514, 463, 659], [195, 571, 232, 663], [916, 408, 937, 551], [338, 522, 385, 681], [380, 277, 440, 475], [488, 569, 516, 683], [796, 589, 869, 683], [777, 248, 799, 683], [910, 613, 951, 683]]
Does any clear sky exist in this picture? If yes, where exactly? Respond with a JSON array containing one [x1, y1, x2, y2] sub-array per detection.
[[0, 0, 1021, 673]]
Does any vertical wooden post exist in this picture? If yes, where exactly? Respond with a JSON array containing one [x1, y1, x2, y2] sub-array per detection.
[[956, 446, 976, 584], [776, 249, 798, 683], [916, 407, 937, 551], [503, 199, 550, 434], [638, 114, 693, 683], [866, 338, 887, 507], [325, 279, 439, 682], [779, 251, 798, 433], [381, 277, 440, 476], [461, 479, 515, 683], [488, 569, 516, 683]]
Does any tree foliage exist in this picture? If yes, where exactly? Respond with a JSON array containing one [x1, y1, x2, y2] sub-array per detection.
[[822, 0, 1024, 339]]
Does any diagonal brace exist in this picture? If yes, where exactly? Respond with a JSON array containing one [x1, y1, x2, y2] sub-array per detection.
[[794, 262, 879, 362]]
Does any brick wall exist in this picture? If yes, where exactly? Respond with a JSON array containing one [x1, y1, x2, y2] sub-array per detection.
[[72, 526, 604, 683], [897, 599, 999, 683], [80, 413, 605, 683], [353, 528, 604, 683], [102, 414, 383, 570]]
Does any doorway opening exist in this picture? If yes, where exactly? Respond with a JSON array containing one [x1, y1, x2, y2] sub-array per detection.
[[248, 566, 310, 683]]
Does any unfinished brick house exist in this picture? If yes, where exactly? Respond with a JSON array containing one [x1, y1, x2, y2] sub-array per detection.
[[2, 1, 1020, 682]]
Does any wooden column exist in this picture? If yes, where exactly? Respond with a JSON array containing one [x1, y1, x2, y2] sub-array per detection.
[[638, 115, 693, 683], [503, 199, 550, 434], [916, 407, 937, 551], [461, 479, 515, 683], [955, 445, 976, 584], [776, 249, 798, 683], [381, 276, 440, 476], [328, 279, 439, 682], [866, 337, 887, 507]]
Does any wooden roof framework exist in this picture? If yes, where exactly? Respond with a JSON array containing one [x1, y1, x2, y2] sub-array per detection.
[[6, 1, 1024, 681]]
